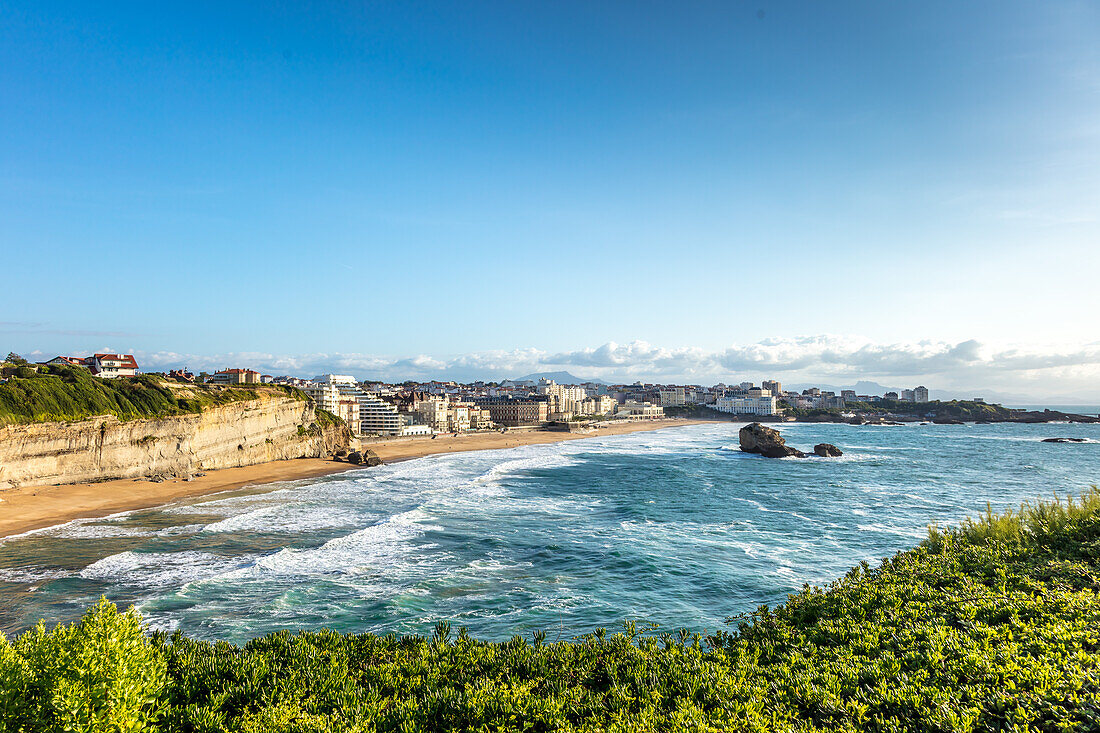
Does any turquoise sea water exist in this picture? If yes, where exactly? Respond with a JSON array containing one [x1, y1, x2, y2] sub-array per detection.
[[1, 421, 1099, 643]]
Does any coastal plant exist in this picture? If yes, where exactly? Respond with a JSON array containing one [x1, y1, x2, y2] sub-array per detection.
[[0, 365, 305, 426], [1, 597, 166, 733]]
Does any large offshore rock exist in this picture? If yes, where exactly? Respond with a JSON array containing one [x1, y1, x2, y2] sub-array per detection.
[[739, 423, 805, 458], [814, 443, 843, 457]]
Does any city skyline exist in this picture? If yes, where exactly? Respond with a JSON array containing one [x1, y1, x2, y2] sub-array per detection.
[[13, 334, 1100, 402]]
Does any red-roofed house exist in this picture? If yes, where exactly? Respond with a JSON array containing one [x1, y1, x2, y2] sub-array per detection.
[[209, 368, 261, 385], [44, 356, 89, 368], [43, 353, 139, 378], [87, 353, 139, 378]]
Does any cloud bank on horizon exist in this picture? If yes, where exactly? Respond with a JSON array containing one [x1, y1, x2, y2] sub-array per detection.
[[25, 336, 1100, 402]]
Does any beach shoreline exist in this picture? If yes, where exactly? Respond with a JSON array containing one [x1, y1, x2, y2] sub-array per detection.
[[0, 418, 707, 539]]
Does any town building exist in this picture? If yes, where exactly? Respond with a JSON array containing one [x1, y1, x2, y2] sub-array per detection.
[[762, 380, 782, 396], [710, 394, 778, 416], [537, 380, 588, 419], [302, 379, 362, 433], [415, 395, 450, 432], [473, 397, 549, 426], [658, 387, 686, 407], [44, 355, 89, 368], [614, 400, 665, 419], [209, 368, 261, 385], [359, 393, 407, 435], [913, 386, 929, 402], [87, 354, 139, 378], [46, 353, 139, 378], [578, 395, 617, 416]]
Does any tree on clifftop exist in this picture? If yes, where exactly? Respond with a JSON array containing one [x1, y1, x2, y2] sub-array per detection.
[[5, 352, 28, 365]]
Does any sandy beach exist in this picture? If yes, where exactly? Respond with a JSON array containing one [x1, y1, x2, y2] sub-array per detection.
[[0, 419, 705, 539]]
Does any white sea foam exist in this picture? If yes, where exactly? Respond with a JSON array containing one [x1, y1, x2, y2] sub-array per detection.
[[856, 523, 926, 540], [0, 567, 78, 583], [81, 550, 248, 587], [202, 503, 366, 534], [213, 507, 440, 581], [42, 523, 156, 539]]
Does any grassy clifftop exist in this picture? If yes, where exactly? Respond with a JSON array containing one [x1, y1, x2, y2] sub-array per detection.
[[0, 364, 309, 426], [3, 489, 1100, 731]]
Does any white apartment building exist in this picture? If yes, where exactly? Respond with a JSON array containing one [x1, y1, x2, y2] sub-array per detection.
[[313, 374, 358, 386], [359, 393, 406, 435], [615, 400, 665, 419], [537, 380, 589, 419], [658, 387, 686, 407], [449, 404, 471, 432], [415, 396, 450, 432], [470, 407, 493, 429], [303, 382, 342, 413], [89, 353, 139, 378], [710, 394, 778, 415], [913, 386, 929, 402], [577, 395, 617, 416], [304, 375, 368, 433]]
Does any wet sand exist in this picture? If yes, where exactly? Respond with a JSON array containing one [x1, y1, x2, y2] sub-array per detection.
[[0, 419, 705, 538]]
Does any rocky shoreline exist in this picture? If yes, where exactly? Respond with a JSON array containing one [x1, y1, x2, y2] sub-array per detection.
[[703, 410, 1099, 425]]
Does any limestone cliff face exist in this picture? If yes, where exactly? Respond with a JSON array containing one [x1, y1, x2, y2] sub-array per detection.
[[0, 394, 352, 488]]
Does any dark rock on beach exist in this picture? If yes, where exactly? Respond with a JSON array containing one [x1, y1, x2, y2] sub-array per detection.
[[814, 443, 843, 457], [344, 449, 384, 466], [933, 419, 965, 425]]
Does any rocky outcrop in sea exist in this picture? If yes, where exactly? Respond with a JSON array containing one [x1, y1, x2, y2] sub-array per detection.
[[739, 423, 843, 459]]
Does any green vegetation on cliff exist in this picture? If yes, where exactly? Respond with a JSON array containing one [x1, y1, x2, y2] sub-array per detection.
[[845, 398, 1013, 420], [3, 489, 1100, 732], [0, 365, 307, 426]]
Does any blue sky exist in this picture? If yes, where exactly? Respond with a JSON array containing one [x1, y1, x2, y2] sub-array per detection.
[[2, 2, 1098, 396]]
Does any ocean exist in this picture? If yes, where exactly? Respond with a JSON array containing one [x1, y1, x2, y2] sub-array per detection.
[[1, 421, 1098, 643]]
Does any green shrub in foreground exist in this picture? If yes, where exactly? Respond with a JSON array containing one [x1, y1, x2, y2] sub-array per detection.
[[5, 489, 1100, 731], [0, 597, 166, 733]]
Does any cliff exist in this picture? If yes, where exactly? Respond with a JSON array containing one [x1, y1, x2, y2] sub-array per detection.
[[0, 392, 352, 488]]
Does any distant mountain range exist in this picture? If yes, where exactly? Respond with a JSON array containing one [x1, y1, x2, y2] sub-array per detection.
[[512, 371, 609, 385]]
